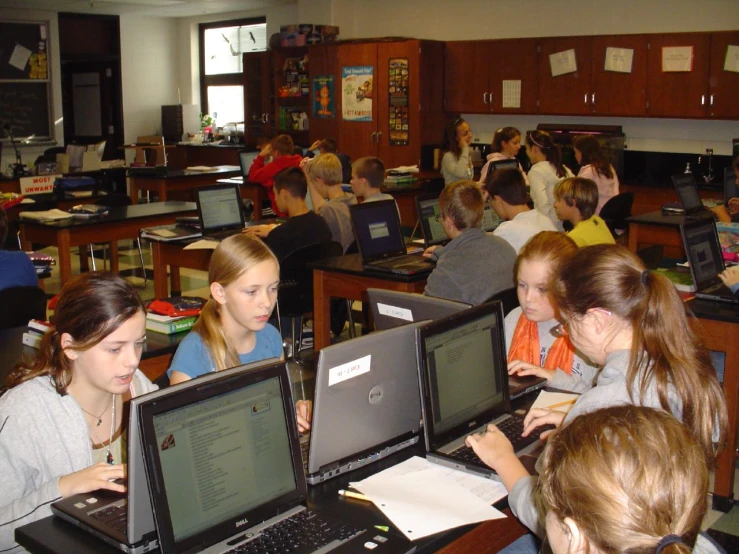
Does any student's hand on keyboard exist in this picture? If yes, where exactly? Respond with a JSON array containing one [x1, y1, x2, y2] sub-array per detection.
[[464, 423, 516, 472], [296, 400, 313, 433], [507, 360, 555, 382], [522, 408, 565, 440], [719, 265, 739, 288], [422, 245, 439, 258], [58, 463, 127, 498], [242, 224, 277, 238]]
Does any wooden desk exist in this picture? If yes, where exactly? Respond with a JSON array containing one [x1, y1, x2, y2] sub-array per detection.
[[688, 299, 739, 511], [128, 166, 240, 204], [627, 210, 701, 258], [151, 239, 212, 298], [19, 201, 196, 286], [311, 254, 428, 352]]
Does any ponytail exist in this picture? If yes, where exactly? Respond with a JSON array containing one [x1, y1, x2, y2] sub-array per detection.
[[191, 300, 240, 372], [526, 130, 568, 178]]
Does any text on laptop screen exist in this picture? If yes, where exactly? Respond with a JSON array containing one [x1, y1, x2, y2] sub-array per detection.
[[684, 222, 724, 287], [422, 310, 503, 435], [418, 197, 447, 246], [151, 376, 296, 542], [198, 187, 243, 231], [353, 201, 405, 258], [674, 174, 703, 212]]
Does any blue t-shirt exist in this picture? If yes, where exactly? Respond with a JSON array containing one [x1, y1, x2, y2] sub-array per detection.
[[0, 251, 38, 292], [167, 324, 283, 379]]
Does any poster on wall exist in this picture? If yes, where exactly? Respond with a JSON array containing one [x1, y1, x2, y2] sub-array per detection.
[[549, 49, 577, 77], [313, 75, 335, 118], [388, 58, 409, 146], [342, 66, 373, 121], [662, 46, 693, 72], [604, 47, 634, 73]]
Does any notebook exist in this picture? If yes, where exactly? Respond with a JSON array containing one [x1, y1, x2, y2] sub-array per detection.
[[680, 218, 738, 304], [137, 361, 411, 554], [671, 173, 712, 217], [415, 301, 551, 480], [305, 322, 424, 485], [725, 166, 738, 204], [350, 199, 435, 275], [195, 183, 247, 240], [367, 288, 471, 331], [51, 390, 158, 554]]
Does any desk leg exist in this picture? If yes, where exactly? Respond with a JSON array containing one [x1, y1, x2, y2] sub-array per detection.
[[158, 181, 167, 202], [109, 242, 119, 274], [170, 267, 181, 296], [313, 269, 331, 352], [129, 179, 139, 205], [152, 242, 169, 299], [714, 334, 739, 511], [57, 230, 72, 285], [628, 223, 639, 252]]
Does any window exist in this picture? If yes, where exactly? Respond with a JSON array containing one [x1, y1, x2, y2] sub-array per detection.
[[199, 17, 266, 126]]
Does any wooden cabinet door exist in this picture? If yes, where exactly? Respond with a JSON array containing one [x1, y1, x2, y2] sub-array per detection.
[[308, 44, 339, 143], [708, 31, 739, 119], [590, 34, 648, 116], [242, 51, 272, 147], [488, 38, 539, 114], [538, 36, 592, 115], [646, 33, 710, 118], [337, 42, 378, 162], [444, 41, 490, 113]]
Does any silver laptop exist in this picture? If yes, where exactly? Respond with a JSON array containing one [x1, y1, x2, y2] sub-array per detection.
[[305, 322, 424, 485], [137, 361, 411, 554], [367, 288, 470, 331], [195, 183, 247, 240], [416, 301, 553, 481], [680, 218, 738, 304]]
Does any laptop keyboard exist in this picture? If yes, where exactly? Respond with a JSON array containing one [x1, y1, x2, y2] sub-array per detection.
[[89, 500, 127, 534], [449, 416, 556, 464], [227, 509, 360, 553]]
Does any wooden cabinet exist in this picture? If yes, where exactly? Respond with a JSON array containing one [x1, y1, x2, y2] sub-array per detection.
[[708, 31, 739, 119], [444, 39, 538, 114], [242, 51, 273, 147], [646, 33, 711, 118], [538, 36, 592, 115], [272, 47, 310, 147], [590, 35, 648, 116]]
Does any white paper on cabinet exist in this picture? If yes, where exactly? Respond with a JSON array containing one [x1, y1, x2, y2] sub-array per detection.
[[724, 45, 739, 73], [604, 47, 634, 73], [662, 46, 694, 72], [549, 49, 577, 77], [502, 80, 521, 108]]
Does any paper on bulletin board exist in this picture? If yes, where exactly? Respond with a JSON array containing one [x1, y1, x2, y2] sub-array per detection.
[[549, 49, 577, 77], [724, 45, 739, 73], [604, 47, 634, 73], [662, 46, 694, 72], [9, 44, 32, 71], [502, 80, 521, 108], [342, 66, 373, 121]]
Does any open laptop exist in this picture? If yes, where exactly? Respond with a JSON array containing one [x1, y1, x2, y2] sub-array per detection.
[[680, 218, 739, 304], [350, 199, 436, 275], [367, 288, 470, 330], [415, 301, 552, 481], [195, 183, 247, 240], [671, 173, 713, 217], [305, 322, 424, 485], [416, 195, 499, 249], [51, 390, 158, 554], [137, 361, 411, 554]]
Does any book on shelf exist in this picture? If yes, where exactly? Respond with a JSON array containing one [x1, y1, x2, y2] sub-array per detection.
[[145, 315, 198, 335]]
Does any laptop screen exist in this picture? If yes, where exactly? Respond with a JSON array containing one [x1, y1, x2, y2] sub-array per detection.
[[196, 185, 245, 233], [489, 159, 518, 173], [725, 167, 738, 203], [672, 174, 703, 213], [351, 200, 406, 261], [417, 196, 448, 247], [239, 151, 258, 177], [481, 207, 500, 232], [420, 303, 505, 437], [682, 220, 725, 288]]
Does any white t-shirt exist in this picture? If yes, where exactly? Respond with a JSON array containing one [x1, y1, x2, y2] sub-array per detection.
[[492, 209, 557, 254]]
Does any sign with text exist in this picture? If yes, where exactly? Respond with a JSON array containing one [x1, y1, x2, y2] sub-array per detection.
[[19, 174, 60, 195], [342, 66, 373, 121]]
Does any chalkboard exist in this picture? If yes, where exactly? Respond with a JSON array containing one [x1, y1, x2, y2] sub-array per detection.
[[0, 82, 51, 139], [0, 21, 48, 80]]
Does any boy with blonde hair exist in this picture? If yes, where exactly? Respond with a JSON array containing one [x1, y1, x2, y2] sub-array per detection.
[[553, 177, 615, 247]]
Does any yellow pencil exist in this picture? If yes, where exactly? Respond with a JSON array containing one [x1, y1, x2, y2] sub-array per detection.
[[547, 399, 577, 410], [338, 489, 372, 502]]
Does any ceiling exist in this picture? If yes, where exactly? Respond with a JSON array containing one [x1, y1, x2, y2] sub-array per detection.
[[0, 0, 295, 18]]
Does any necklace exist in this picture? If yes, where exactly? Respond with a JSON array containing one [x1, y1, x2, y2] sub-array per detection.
[[88, 393, 117, 465], [80, 395, 112, 427]]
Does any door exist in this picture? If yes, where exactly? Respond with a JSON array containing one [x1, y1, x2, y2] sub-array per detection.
[[444, 40, 490, 113], [590, 34, 648, 116], [538, 36, 593, 115], [243, 51, 272, 147], [488, 38, 539, 114], [647, 33, 710, 118], [708, 31, 739, 119], [337, 42, 378, 162]]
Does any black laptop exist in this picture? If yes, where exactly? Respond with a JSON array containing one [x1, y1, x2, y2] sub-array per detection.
[[137, 361, 411, 554], [195, 183, 247, 240], [671, 173, 713, 217], [350, 199, 435, 275], [680, 218, 738, 304], [415, 195, 499, 249]]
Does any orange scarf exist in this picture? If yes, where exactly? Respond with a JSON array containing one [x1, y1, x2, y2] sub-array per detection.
[[508, 314, 575, 374]]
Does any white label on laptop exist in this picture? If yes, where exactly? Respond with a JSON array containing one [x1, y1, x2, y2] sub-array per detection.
[[377, 303, 413, 322], [329, 354, 371, 386]]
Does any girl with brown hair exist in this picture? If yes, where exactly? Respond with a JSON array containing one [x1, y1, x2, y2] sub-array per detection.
[[0, 272, 157, 551], [478, 126, 528, 186], [573, 134, 620, 214], [440, 118, 474, 185], [168, 234, 283, 385], [525, 130, 574, 231]]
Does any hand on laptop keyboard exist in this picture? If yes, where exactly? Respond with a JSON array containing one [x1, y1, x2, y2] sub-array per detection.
[[522, 407, 566, 438]]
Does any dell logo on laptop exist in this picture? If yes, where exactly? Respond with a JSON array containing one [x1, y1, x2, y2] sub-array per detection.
[[468, 420, 476, 428], [368, 386, 384, 404], [236, 518, 249, 528]]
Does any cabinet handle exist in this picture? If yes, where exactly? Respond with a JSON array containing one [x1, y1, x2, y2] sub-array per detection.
[[262, 113, 267, 123], [591, 93, 595, 105], [584, 94, 588, 104], [701, 95, 706, 106], [377, 131, 382, 143], [710, 94, 714, 106], [370, 132, 376, 143]]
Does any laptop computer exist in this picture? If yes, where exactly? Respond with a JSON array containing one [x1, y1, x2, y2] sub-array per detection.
[[305, 322, 424, 485], [725, 166, 738, 204], [671, 173, 713, 217], [350, 199, 436, 275], [51, 390, 158, 554], [680, 218, 739, 304], [137, 361, 411, 554], [195, 183, 247, 240], [488, 158, 518, 173], [367, 288, 470, 331], [415, 301, 551, 481], [416, 195, 499, 249]]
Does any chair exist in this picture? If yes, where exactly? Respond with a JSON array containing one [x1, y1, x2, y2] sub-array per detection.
[[0, 286, 47, 330], [275, 241, 343, 362], [133, 135, 167, 166], [485, 287, 519, 316], [599, 192, 634, 240]]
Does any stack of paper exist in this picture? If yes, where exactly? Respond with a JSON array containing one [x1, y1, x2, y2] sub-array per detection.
[[19, 209, 73, 221], [530, 390, 579, 413], [349, 456, 506, 540]]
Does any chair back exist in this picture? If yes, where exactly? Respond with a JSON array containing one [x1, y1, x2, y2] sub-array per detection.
[[278, 241, 343, 318], [599, 192, 634, 238], [0, 286, 47, 330], [485, 287, 519, 316], [134, 136, 166, 166]]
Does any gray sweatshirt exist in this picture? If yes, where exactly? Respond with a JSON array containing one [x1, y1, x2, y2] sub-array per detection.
[[0, 371, 157, 553]]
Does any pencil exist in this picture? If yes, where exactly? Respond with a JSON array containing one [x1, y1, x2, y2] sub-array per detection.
[[338, 489, 371, 502], [547, 399, 577, 410]]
